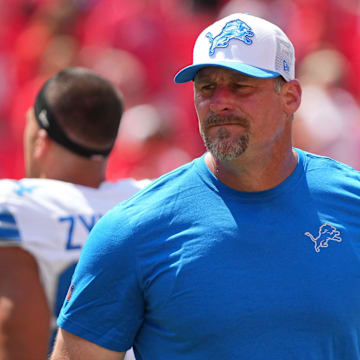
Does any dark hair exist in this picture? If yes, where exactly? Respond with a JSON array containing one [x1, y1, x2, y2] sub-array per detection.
[[35, 67, 123, 158]]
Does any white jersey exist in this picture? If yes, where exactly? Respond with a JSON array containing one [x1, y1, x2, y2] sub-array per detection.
[[0, 177, 149, 357]]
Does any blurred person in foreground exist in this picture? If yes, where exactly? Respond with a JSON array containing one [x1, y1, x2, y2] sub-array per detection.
[[0, 67, 148, 360], [52, 14, 360, 360]]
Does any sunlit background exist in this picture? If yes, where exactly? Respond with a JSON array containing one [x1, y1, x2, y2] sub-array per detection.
[[1, 0, 360, 180]]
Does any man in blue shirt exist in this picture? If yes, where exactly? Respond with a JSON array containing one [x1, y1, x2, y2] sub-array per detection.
[[51, 13, 360, 360]]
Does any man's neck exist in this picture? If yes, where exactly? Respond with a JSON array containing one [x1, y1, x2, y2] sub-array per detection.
[[205, 147, 298, 192], [39, 161, 107, 189]]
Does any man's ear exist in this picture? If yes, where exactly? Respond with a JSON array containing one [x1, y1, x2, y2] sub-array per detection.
[[34, 129, 50, 159], [281, 79, 302, 117]]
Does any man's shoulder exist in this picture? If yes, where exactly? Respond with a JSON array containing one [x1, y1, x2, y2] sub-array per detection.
[[0, 179, 52, 206], [0, 179, 79, 211], [0, 178, 78, 196], [0, 177, 149, 245], [0, 179, 60, 246], [0, 177, 149, 248], [299, 149, 360, 175], [298, 149, 360, 192], [0, 177, 148, 209]]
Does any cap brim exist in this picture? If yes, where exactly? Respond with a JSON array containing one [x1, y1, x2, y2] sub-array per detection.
[[174, 62, 280, 83]]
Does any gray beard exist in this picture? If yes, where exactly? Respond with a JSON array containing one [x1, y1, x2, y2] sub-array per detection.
[[200, 113, 250, 161]]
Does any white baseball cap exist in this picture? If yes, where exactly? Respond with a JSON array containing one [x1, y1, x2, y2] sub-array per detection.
[[174, 13, 295, 83]]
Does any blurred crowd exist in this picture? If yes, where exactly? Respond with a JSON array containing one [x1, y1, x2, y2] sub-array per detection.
[[1, 0, 360, 180]]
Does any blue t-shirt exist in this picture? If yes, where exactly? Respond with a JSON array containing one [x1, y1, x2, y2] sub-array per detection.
[[58, 149, 360, 359]]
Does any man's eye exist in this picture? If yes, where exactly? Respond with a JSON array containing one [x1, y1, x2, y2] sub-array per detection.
[[201, 84, 214, 91], [235, 84, 249, 89]]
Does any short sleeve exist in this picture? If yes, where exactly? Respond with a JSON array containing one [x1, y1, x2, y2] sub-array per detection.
[[57, 204, 144, 352]]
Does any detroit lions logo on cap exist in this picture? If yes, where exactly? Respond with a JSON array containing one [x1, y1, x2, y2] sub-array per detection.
[[206, 19, 254, 56]]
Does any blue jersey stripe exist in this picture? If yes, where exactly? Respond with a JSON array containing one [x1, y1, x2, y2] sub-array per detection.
[[0, 212, 17, 224], [0, 208, 21, 241], [0, 227, 21, 241]]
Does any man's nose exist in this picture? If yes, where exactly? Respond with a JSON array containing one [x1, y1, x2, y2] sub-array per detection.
[[209, 86, 236, 114]]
